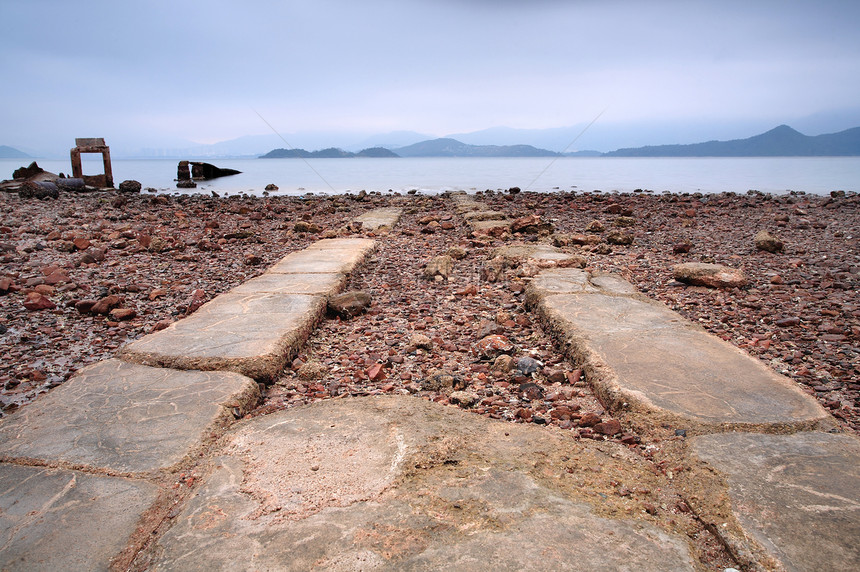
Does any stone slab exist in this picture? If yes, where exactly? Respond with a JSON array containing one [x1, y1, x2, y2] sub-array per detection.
[[229, 272, 346, 296], [538, 293, 830, 431], [493, 243, 573, 262], [463, 209, 508, 221], [353, 207, 403, 231], [268, 238, 375, 275], [526, 268, 639, 299], [0, 463, 159, 572], [690, 432, 860, 571], [470, 219, 512, 233], [149, 396, 695, 570], [120, 293, 325, 381], [0, 359, 259, 473]]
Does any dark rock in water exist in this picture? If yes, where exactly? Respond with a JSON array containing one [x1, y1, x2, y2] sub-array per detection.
[[265, 183, 279, 191], [12, 161, 44, 180], [118, 180, 142, 193], [177, 180, 197, 189], [328, 291, 372, 318], [190, 162, 241, 180]]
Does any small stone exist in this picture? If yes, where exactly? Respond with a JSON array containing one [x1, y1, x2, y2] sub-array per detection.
[[672, 241, 692, 254], [409, 333, 433, 351], [516, 356, 541, 375], [73, 237, 91, 251], [480, 256, 507, 283], [585, 220, 605, 233], [23, 292, 55, 311], [673, 262, 748, 289], [449, 391, 479, 408], [446, 246, 467, 260], [755, 229, 784, 253], [367, 363, 387, 381], [774, 316, 801, 327], [579, 412, 601, 427], [491, 354, 516, 373], [519, 382, 544, 401], [265, 183, 279, 191], [544, 369, 566, 384], [423, 255, 454, 280], [297, 361, 326, 381], [328, 291, 371, 318], [90, 295, 121, 315], [109, 308, 137, 321], [605, 230, 634, 245], [474, 334, 514, 359], [593, 419, 622, 435]]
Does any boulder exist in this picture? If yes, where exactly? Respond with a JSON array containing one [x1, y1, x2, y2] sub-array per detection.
[[510, 214, 553, 234], [423, 255, 454, 280], [755, 230, 784, 253], [673, 262, 748, 288], [190, 162, 241, 180]]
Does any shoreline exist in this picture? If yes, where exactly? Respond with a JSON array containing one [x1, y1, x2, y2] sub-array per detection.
[[0, 187, 857, 436]]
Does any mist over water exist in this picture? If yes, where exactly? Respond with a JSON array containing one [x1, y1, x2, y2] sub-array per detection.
[[3, 157, 858, 196]]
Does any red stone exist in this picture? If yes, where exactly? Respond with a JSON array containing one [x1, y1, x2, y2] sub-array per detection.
[[23, 292, 56, 311], [367, 363, 386, 381]]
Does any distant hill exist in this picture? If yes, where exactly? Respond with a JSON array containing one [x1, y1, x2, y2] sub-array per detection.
[[0, 145, 30, 159], [260, 146, 399, 158], [604, 125, 860, 157], [394, 138, 560, 157]]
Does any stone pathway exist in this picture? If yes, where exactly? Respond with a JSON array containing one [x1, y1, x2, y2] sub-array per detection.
[[0, 203, 858, 571]]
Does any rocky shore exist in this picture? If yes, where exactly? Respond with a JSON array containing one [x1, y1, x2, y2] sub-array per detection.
[[1, 187, 857, 442]]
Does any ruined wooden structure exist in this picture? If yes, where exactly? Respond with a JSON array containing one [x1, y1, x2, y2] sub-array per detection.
[[70, 138, 114, 188]]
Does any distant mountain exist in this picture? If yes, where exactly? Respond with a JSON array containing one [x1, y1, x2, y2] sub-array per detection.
[[0, 145, 30, 159], [259, 147, 399, 158], [604, 125, 860, 157], [394, 138, 559, 157], [345, 131, 433, 152]]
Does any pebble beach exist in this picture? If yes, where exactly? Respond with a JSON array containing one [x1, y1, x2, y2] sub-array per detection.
[[1, 187, 858, 441]]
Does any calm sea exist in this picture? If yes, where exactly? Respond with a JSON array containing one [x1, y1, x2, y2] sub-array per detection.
[[2, 156, 858, 196]]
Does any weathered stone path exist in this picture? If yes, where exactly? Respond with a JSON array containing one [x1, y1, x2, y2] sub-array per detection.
[[1, 201, 858, 571]]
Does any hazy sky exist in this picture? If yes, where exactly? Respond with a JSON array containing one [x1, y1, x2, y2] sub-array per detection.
[[2, 0, 859, 153]]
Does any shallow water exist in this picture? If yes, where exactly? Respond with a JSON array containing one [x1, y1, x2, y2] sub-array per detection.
[[2, 156, 858, 196]]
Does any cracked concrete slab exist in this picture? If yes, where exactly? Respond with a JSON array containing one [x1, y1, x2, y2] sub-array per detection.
[[534, 289, 830, 432], [0, 463, 159, 571], [119, 293, 326, 381], [229, 272, 347, 296], [268, 238, 375, 275], [353, 207, 403, 231], [149, 396, 695, 571], [690, 432, 860, 571], [0, 359, 259, 473]]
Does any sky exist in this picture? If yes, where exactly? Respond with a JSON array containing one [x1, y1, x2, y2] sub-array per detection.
[[2, 0, 860, 155]]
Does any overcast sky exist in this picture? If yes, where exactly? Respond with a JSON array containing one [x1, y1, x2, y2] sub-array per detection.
[[2, 0, 859, 154]]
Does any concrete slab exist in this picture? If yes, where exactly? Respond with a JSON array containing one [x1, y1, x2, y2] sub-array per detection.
[[149, 396, 695, 570], [229, 272, 346, 296], [463, 209, 508, 221], [0, 463, 159, 572], [268, 238, 375, 275], [119, 293, 326, 381], [470, 219, 512, 234], [537, 293, 830, 431], [0, 359, 259, 473], [353, 207, 403, 231], [493, 243, 573, 263], [690, 432, 860, 571], [526, 269, 639, 300]]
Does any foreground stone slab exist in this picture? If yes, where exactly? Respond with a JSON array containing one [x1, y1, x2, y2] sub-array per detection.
[[149, 396, 695, 570], [120, 293, 325, 381], [534, 289, 830, 432], [0, 359, 259, 473], [268, 238, 375, 275], [229, 272, 346, 296], [353, 207, 403, 231], [0, 464, 159, 571], [690, 432, 860, 571]]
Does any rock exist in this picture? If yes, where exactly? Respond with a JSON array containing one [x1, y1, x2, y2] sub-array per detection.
[[294, 221, 321, 233], [421, 371, 464, 391], [12, 161, 44, 180], [544, 368, 566, 384], [480, 256, 507, 282], [755, 229, 784, 253], [423, 255, 454, 280], [297, 362, 326, 381], [579, 412, 602, 427], [474, 334, 514, 359], [510, 214, 552, 234], [408, 333, 433, 351], [176, 180, 197, 189], [585, 220, 605, 233], [190, 162, 241, 180], [90, 295, 121, 315], [491, 354, 516, 373], [672, 241, 692, 254], [775, 317, 801, 327], [516, 356, 541, 375], [366, 363, 387, 381], [520, 382, 544, 401], [614, 216, 636, 227], [0, 277, 13, 294], [19, 181, 58, 200], [148, 237, 170, 253], [449, 391, 479, 408], [110, 308, 137, 321], [593, 419, 622, 435], [22, 292, 55, 311], [118, 180, 142, 193], [672, 262, 748, 289], [73, 237, 90, 251], [244, 254, 263, 266], [74, 299, 97, 314], [327, 291, 371, 318], [265, 184, 279, 191], [605, 230, 634, 245], [446, 246, 467, 260]]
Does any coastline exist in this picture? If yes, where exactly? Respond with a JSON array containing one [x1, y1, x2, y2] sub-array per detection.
[[0, 187, 857, 436]]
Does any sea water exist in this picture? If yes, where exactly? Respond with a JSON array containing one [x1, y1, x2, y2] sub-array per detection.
[[2, 156, 858, 196]]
